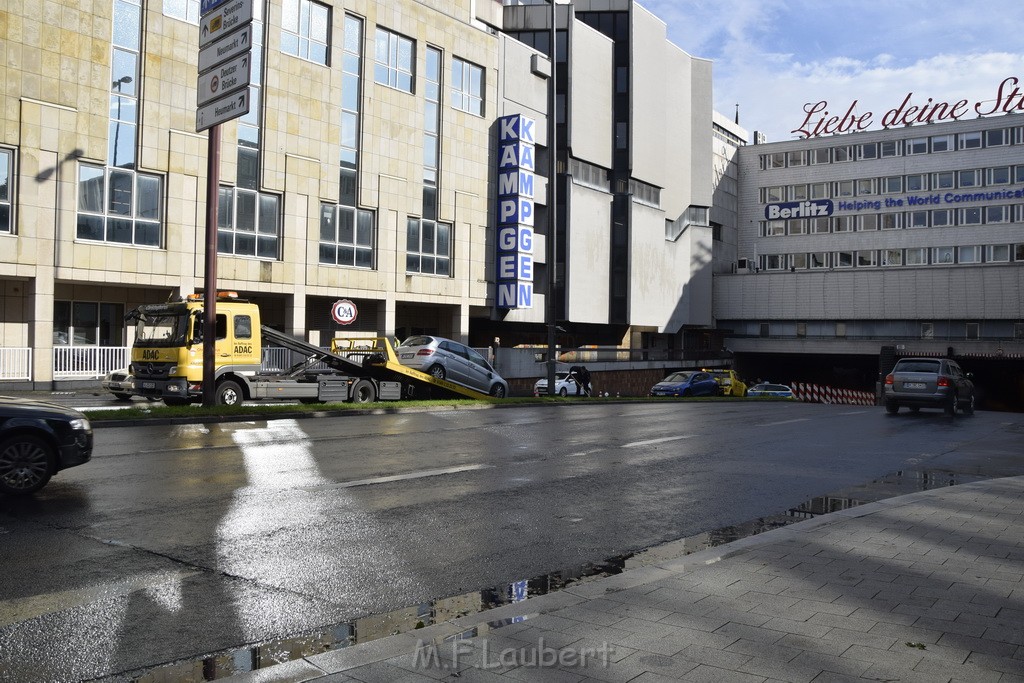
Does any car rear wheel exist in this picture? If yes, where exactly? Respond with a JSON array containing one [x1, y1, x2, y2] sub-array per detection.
[[961, 393, 975, 415], [944, 393, 957, 416], [428, 364, 446, 380], [558, 387, 567, 397], [0, 435, 56, 495], [885, 402, 899, 414]]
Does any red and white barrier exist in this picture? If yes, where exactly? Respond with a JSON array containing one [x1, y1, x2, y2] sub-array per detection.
[[790, 382, 876, 406]]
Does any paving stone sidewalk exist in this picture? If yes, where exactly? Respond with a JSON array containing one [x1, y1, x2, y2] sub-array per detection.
[[227, 475, 1024, 683]]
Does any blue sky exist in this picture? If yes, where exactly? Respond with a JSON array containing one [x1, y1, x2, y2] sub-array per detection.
[[638, 0, 1024, 142]]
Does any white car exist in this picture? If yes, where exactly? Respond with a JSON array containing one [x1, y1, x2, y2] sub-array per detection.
[[534, 371, 582, 397], [102, 368, 135, 401]]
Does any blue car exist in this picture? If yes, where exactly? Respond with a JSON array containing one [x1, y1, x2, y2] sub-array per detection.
[[747, 383, 796, 399], [649, 371, 721, 397]]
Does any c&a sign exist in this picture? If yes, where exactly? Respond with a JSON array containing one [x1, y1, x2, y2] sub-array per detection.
[[495, 114, 535, 310]]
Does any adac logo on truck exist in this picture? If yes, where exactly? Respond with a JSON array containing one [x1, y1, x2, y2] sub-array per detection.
[[764, 199, 834, 220], [495, 114, 535, 310]]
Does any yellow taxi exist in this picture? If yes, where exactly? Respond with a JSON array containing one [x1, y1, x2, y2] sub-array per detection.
[[704, 368, 747, 397]]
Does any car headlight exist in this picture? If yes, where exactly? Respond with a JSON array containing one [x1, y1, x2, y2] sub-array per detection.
[[69, 417, 91, 431]]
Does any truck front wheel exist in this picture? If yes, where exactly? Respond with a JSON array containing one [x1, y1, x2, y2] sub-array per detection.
[[350, 379, 377, 404], [216, 380, 244, 406]]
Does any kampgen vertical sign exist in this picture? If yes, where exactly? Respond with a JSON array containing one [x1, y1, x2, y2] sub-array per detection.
[[495, 114, 536, 310]]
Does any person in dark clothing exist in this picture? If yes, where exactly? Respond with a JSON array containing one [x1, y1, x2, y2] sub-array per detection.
[[577, 366, 592, 396]]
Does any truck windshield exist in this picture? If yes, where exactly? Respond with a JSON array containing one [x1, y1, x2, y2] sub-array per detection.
[[135, 314, 189, 347]]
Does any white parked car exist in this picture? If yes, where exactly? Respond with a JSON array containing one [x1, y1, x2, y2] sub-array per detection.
[[533, 372, 580, 397]]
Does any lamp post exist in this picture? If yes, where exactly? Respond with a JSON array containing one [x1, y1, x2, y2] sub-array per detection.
[[545, 0, 559, 394], [111, 76, 133, 168]]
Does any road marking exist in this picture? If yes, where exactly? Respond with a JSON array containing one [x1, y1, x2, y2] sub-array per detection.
[[315, 464, 493, 491], [838, 410, 869, 415], [758, 418, 811, 427], [623, 435, 693, 448]]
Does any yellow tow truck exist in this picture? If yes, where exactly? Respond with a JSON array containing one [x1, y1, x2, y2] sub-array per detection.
[[126, 292, 493, 405], [704, 368, 748, 397]]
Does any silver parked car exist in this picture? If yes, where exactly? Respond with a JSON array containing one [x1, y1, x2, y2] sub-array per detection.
[[883, 357, 975, 415], [396, 335, 509, 398]]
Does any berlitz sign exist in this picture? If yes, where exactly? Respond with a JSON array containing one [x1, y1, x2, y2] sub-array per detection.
[[791, 76, 1024, 138]]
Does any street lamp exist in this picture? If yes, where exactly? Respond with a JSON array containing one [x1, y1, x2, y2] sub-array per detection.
[[112, 76, 133, 168]]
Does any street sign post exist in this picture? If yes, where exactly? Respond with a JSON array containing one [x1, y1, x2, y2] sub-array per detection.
[[197, 53, 251, 107], [199, 0, 254, 49], [198, 24, 253, 73], [196, 88, 250, 133]]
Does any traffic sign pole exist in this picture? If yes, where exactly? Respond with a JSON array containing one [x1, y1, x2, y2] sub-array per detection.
[[202, 124, 220, 407]]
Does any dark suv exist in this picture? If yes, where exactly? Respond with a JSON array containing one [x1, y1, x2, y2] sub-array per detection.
[[0, 396, 94, 495], [883, 358, 975, 416]]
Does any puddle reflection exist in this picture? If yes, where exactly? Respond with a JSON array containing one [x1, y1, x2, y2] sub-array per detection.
[[132, 466, 988, 681]]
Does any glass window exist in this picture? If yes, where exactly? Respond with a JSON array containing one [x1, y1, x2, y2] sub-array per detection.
[[406, 218, 451, 275], [809, 252, 827, 269], [834, 180, 854, 197], [985, 205, 1009, 223], [921, 322, 934, 339], [833, 215, 854, 232], [986, 129, 1008, 147], [768, 152, 785, 168], [906, 137, 928, 155], [77, 163, 162, 246], [1016, 166, 1024, 184], [281, 0, 330, 64], [930, 134, 954, 152], [765, 220, 785, 236], [810, 182, 829, 199], [931, 209, 954, 227], [763, 186, 784, 202], [905, 174, 928, 192], [163, 0, 199, 23], [906, 248, 927, 265], [374, 27, 414, 92], [856, 251, 876, 267], [879, 140, 900, 157], [790, 253, 807, 270], [933, 171, 955, 189], [959, 131, 982, 149], [451, 57, 484, 116], [763, 254, 785, 270], [217, 187, 280, 258], [987, 244, 1010, 262], [810, 217, 830, 234], [906, 210, 929, 228], [882, 176, 902, 194], [832, 146, 853, 162], [810, 148, 830, 165], [787, 219, 807, 235], [959, 169, 981, 188], [856, 178, 876, 196], [0, 148, 12, 233], [959, 246, 981, 264], [859, 214, 878, 231], [988, 167, 1011, 185], [786, 151, 806, 167], [835, 251, 854, 268], [881, 249, 902, 266], [789, 184, 808, 201], [320, 204, 374, 268], [858, 143, 877, 160], [932, 246, 955, 264], [880, 213, 900, 230]]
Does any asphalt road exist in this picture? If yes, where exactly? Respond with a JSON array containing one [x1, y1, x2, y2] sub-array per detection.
[[1, 401, 1022, 681]]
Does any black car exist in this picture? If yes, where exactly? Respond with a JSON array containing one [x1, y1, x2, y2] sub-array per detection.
[[0, 396, 94, 495]]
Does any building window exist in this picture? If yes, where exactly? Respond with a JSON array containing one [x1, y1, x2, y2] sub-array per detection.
[[374, 27, 414, 92], [933, 171, 955, 189], [759, 322, 770, 337], [986, 205, 1010, 224], [960, 207, 982, 225], [958, 245, 981, 264], [787, 219, 807, 236], [906, 137, 928, 155], [856, 251, 876, 267], [879, 140, 900, 157], [796, 322, 807, 337], [53, 301, 125, 347], [959, 131, 982, 149], [921, 322, 934, 339], [762, 186, 784, 202], [764, 220, 785, 236], [810, 217, 830, 234], [966, 323, 980, 340], [905, 174, 928, 192], [835, 322, 846, 337], [281, 0, 330, 64], [790, 253, 807, 270], [932, 246, 955, 264], [809, 252, 827, 269], [882, 176, 902, 194], [319, 204, 374, 267], [930, 134, 954, 152], [859, 214, 878, 231], [835, 252, 854, 268], [834, 180, 854, 197], [906, 210, 928, 228], [0, 148, 12, 233], [763, 254, 784, 270], [880, 213, 901, 230], [832, 146, 853, 162], [406, 218, 451, 275], [767, 152, 785, 168], [858, 143, 877, 160], [833, 215, 854, 232], [987, 244, 1010, 262], [931, 209, 954, 227], [906, 248, 927, 265], [986, 129, 1008, 147], [810, 182, 829, 199], [881, 248, 903, 266], [959, 169, 981, 188], [787, 151, 806, 166], [163, 0, 199, 23], [810, 148, 830, 164], [988, 167, 1011, 185], [632, 180, 663, 208], [217, 187, 280, 258], [856, 178, 876, 196], [789, 184, 808, 201], [451, 57, 484, 116]]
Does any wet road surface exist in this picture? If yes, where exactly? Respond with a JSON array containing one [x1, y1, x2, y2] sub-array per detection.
[[1, 401, 1021, 681]]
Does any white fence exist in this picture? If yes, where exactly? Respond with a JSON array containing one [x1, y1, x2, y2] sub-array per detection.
[[53, 346, 130, 379], [0, 348, 32, 380]]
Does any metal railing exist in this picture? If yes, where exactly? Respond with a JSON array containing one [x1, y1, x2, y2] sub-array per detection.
[[0, 348, 32, 380], [53, 346, 130, 379], [260, 346, 331, 373]]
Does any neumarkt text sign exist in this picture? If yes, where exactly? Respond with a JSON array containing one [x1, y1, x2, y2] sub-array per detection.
[[196, 88, 250, 133], [198, 23, 252, 74]]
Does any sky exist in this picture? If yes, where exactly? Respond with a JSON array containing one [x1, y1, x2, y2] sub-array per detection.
[[638, 0, 1024, 142]]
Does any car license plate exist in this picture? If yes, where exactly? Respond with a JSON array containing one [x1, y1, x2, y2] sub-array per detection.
[[401, 353, 413, 359], [903, 382, 926, 389], [142, 382, 155, 389]]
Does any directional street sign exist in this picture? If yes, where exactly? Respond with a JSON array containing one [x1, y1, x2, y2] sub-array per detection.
[[200, 0, 230, 16], [199, 0, 253, 49], [196, 88, 250, 133], [197, 53, 251, 107], [198, 24, 252, 74]]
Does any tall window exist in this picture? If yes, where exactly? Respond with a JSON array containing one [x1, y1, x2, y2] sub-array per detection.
[[374, 28, 413, 92], [77, 0, 162, 247], [407, 46, 451, 276], [0, 148, 12, 233], [220, 1, 281, 259], [53, 301, 124, 347], [320, 15, 375, 268], [451, 57, 484, 116], [281, 0, 329, 64], [163, 0, 199, 23]]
